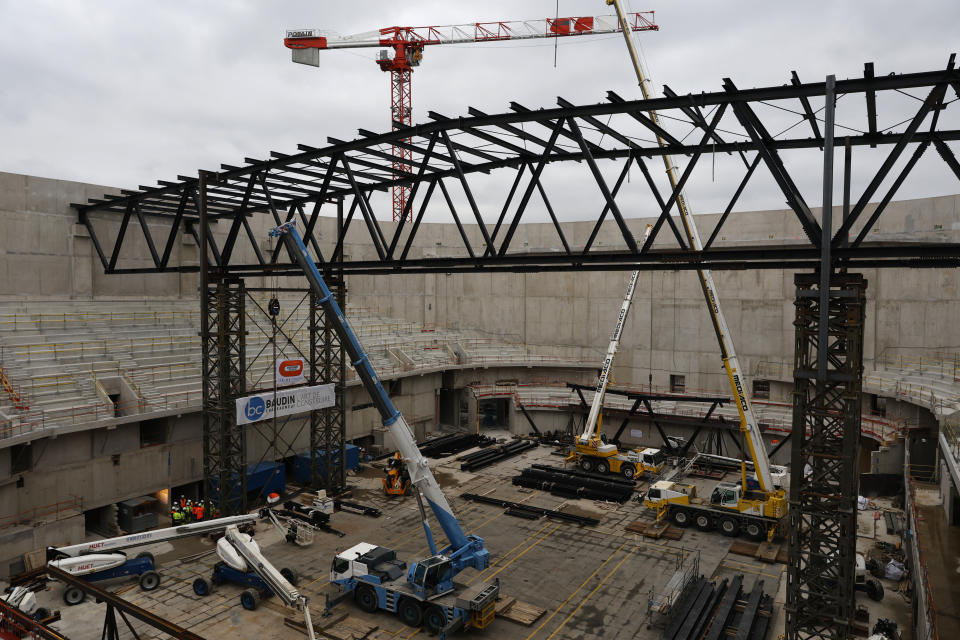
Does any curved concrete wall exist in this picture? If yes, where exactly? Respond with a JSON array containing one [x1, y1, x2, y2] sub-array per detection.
[[2, 170, 959, 399]]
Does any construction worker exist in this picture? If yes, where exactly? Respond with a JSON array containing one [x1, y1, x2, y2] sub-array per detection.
[[185, 500, 194, 522], [195, 502, 205, 521], [179, 495, 187, 509], [172, 506, 183, 525]]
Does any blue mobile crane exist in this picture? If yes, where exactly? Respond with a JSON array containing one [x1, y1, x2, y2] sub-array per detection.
[[269, 222, 498, 637]]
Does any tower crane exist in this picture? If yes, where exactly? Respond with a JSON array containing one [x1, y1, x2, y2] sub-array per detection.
[[284, 11, 658, 222], [602, 0, 787, 539]]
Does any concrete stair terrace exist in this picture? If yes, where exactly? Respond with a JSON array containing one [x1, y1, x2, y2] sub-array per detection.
[[0, 297, 584, 440]]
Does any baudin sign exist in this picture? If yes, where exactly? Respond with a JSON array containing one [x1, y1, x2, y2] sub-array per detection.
[[275, 357, 307, 387], [236, 384, 335, 425]]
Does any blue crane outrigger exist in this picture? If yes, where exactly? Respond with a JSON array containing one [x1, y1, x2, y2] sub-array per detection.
[[270, 222, 498, 637]]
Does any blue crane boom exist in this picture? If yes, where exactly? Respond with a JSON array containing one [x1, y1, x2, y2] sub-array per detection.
[[269, 222, 486, 569]]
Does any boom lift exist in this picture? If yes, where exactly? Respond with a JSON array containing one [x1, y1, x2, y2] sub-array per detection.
[[605, 0, 787, 538], [270, 222, 498, 638], [46, 513, 259, 605], [567, 225, 665, 480]]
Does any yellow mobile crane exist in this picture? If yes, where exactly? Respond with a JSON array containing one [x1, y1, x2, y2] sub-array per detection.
[[567, 226, 665, 480], [605, 0, 787, 540]]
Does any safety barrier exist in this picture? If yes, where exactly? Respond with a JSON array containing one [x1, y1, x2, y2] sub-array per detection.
[[0, 494, 83, 530], [0, 309, 198, 331], [904, 457, 941, 640]]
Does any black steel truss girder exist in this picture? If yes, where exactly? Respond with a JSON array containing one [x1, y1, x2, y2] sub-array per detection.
[[791, 71, 824, 148], [74, 60, 960, 277], [834, 80, 952, 246], [936, 138, 960, 182], [496, 118, 567, 256], [606, 90, 685, 147], [633, 154, 689, 250], [662, 84, 731, 151], [723, 78, 822, 246], [704, 155, 762, 251], [387, 132, 444, 259], [75, 63, 960, 217], [641, 104, 728, 253], [567, 116, 639, 254]]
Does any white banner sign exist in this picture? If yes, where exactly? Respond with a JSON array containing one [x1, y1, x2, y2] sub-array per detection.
[[630, 429, 643, 438], [275, 357, 307, 387], [236, 384, 335, 425]]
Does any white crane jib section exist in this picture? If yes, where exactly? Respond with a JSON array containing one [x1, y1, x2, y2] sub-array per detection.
[[579, 225, 653, 449], [606, 0, 774, 492], [284, 13, 655, 50], [50, 514, 260, 558]]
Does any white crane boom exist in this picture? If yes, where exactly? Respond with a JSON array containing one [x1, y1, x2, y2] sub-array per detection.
[[606, 0, 774, 492], [49, 514, 259, 558], [284, 13, 657, 50], [579, 225, 653, 448]]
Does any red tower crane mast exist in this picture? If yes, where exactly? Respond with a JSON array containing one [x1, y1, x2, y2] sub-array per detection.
[[284, 12, 658, 221]]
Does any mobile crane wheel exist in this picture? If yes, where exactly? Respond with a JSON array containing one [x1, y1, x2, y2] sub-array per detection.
[[355, 585, 378, 613], [398, 597, 423, 627]]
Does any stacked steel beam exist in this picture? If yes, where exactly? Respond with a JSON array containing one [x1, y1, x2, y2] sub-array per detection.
[[418, 432, 494, 458], [511, 464, 635, 503], [661, 574, 774, 640], [458, 439, 537, 471]]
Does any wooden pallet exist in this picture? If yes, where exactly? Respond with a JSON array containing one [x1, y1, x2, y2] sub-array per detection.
[[284, 614, 378, 640], [728, 540, 787, 564], [625, 520, 684, 540], [496, 596, 546, 626]]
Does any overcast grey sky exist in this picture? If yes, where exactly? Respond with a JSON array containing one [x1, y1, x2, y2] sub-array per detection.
[[1, 1, 958, 222]]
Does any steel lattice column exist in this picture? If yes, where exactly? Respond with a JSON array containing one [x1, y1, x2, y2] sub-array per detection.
[[786, 272, 866, 640], [309, 285, 346, 494], [391, 67, 412, 222], [201, 278, 246, 515]]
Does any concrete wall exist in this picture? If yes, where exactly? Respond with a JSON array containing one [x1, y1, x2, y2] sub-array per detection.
[[3, 170, 959, 404]]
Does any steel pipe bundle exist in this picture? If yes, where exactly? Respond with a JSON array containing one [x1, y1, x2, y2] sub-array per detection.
[[511, 465, 634, 503], [460, 493, 599, 526], [459, 439, 537, 471], [418, 432, 494, 458]]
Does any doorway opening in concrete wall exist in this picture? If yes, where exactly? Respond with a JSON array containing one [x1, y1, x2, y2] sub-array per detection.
[[478, 398, 510, 429], [84, 504, 118, 538]]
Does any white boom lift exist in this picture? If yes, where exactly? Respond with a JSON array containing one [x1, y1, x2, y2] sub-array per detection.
[[47, 512, 315, 636], [604, 0, 787, 538], [568, 225, 666, 479]]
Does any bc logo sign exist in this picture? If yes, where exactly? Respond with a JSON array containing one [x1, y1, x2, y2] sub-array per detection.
[[245, 396, 266, 421]]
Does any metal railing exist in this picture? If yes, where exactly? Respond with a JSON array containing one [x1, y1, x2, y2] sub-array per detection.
[[904, 461, 941, 640], [0, 494, 83, 530], [0, 388, 204, 439], [0, 309, 199, 331]]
